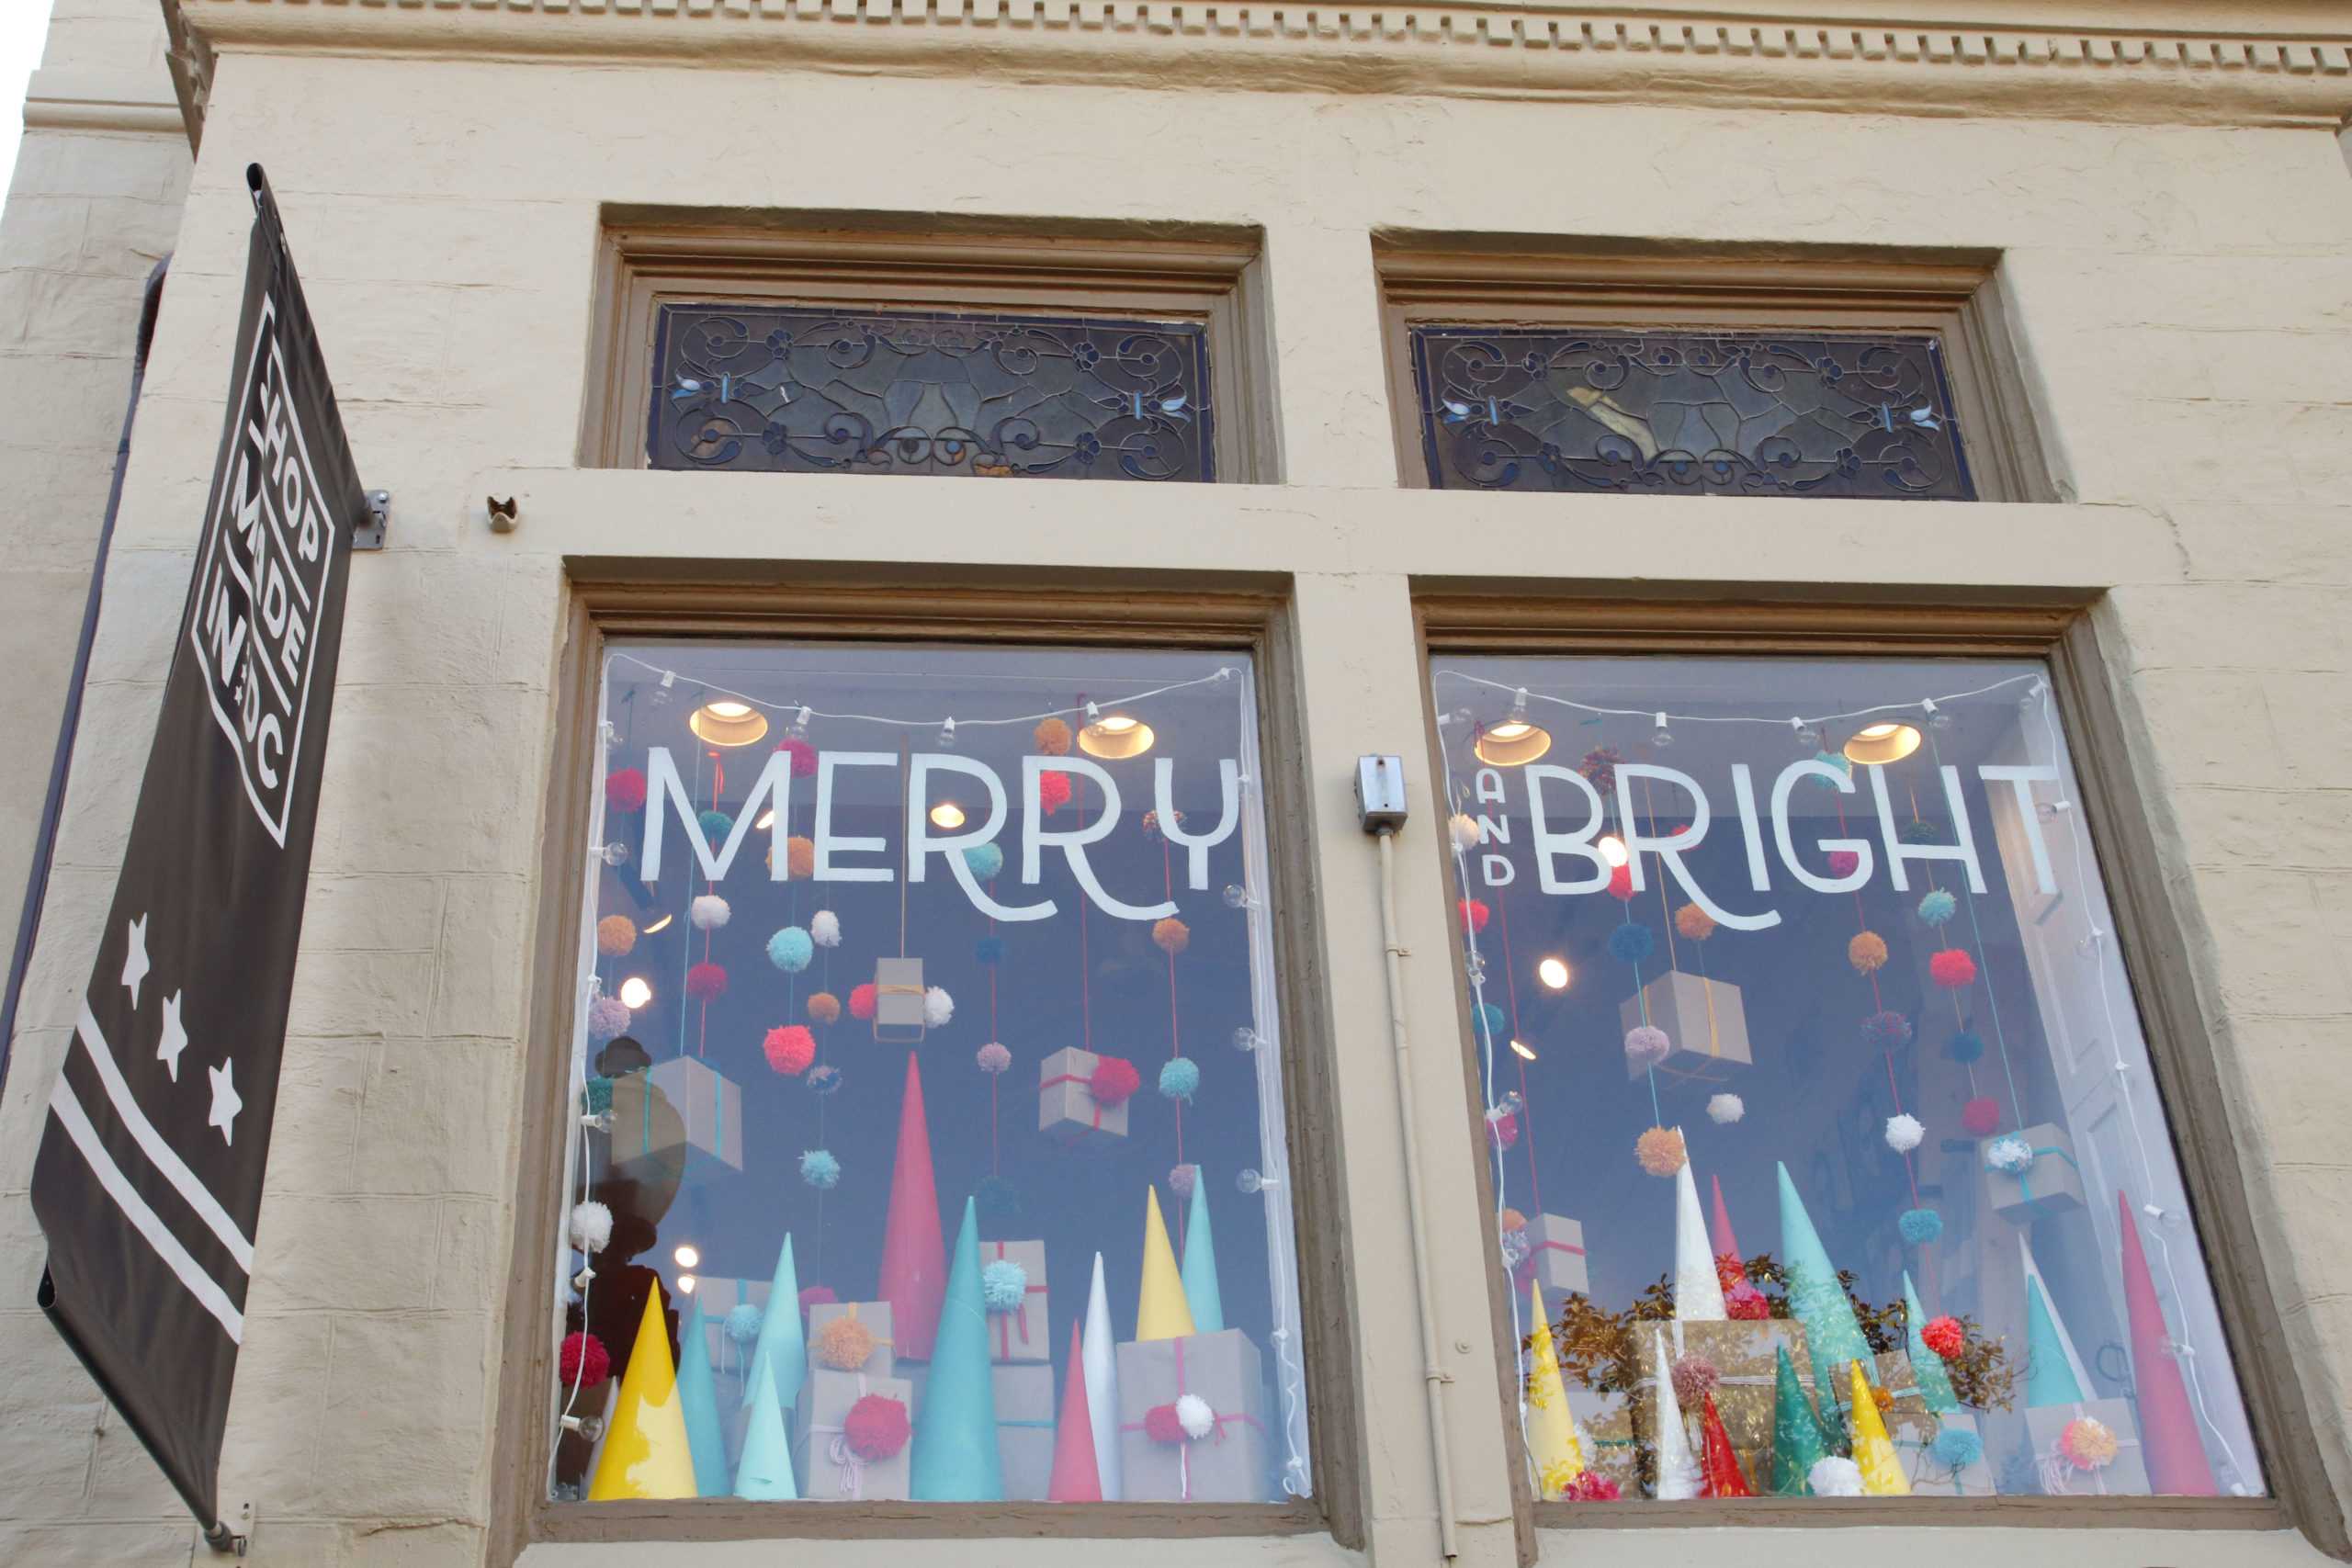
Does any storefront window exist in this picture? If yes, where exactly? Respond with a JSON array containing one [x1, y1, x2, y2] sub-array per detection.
[[552, 642, 1306, 1506], [1430, 655, 2261, 1506]]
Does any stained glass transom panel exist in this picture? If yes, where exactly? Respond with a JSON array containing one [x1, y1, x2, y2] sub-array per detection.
[[650, 304, 1216, 482], [1408, 328, 1974, 500]]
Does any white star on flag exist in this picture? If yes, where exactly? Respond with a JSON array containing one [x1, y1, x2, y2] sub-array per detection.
[[120, 914, 150, 1010], [157, 990, 189, 1082], [207, 1057, 243, 1146]]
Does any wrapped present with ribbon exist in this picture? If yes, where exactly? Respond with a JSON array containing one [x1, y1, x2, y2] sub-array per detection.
[[1114, 1328, 1272, 1502], [797, 1367, 916, 1499], [807, 1301, 895, 1380], [1908, 1408, 1997, 1495], [1622, 1319, 1814, 1492], [1619, 969, 1751, 1083], [695, 1275, 774, 1388], [1037, 1045, 1132, 1145], [1521, 1213, 1588, 1297], [993, 1361, 1057, 1499], [981, 1240, 1049, 1364], [1856, 1347, 1942, 1468], [1986, 1122, 2086, 1222], [2025, 1398, 2149, 1495], [874, 956, 928, 1045], [1569, 1386, 1645, 1496]]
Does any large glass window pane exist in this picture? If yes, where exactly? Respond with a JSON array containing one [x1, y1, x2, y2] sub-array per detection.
[[1430, 655, 2260, 1506], [552, 643, 1306, 1506]]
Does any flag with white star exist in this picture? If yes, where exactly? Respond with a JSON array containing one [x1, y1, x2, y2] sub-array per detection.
[[28, 166, 367, 1545]]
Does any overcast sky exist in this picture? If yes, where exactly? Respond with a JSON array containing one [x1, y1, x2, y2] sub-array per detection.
[[0, 0, 60, 202]]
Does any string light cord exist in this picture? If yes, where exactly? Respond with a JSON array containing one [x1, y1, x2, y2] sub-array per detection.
[[1434, 668, 2041, 730], [606, 651, 1234, 731]]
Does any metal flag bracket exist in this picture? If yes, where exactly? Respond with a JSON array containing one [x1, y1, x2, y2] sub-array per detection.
[[200, 1500, 254, 1556], [355, 491, 389, 551]]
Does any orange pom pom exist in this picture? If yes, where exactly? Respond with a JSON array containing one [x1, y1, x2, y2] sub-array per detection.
[[1636, 1125, 1687, 1177], [1499, 1207, 1527, 1233], [1152, 917, 1191, 954], [807, 991, 841, 1025], [785, 836, 816, 879], [1673, 903, 1716, 942], [812, 1314, 877, 1371], [1035, 717, 1072, 756], [1849, 931, 1889, 975], [595, 914, 638, 957]]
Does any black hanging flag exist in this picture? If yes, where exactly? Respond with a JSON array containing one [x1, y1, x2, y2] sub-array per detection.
[[29, 165, 367, 1548]]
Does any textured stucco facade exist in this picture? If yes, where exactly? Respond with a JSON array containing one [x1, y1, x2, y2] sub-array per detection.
[[2, 3, 2351, 1565]]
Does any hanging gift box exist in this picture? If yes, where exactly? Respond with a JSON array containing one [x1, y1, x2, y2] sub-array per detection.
[[993, 1361, 1057, 1500], [807, 1301, 895, 1380], [1037, 1045, 1132, 1144], [796, 1367, 916, 1500], [1521, 1213, 1588, 1297], [2022, 1398, 2150, 1495], [1618, 970, 1752, 1082], [981, 1240, 1049, 1364], [1114, 1329, 1273, 1503], [873, 956, 928, 1045], [650, 1055, 742, 1177], [1985, 1122, 2086, 1222]]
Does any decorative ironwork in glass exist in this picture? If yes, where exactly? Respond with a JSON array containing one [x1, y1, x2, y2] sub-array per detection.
[[650, 303, 1216, 482], [1408, 328, 1974, 500]]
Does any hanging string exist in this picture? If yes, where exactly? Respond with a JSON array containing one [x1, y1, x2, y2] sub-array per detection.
[[989, 877, 1001, 1179], [608, 651, 1233, 732], [1163, 836, 1186, 1249], [1921, 729, 2029, 1135], [1491, 881, 1540, 1215], [1438, 667, 2041, 732], [1833, 778, 1917, 1208]]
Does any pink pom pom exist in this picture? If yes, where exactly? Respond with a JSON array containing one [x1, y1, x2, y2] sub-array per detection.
[[1922, 1315, 1966, 1359], [1826, 849, 1860, 879], [605, 768, 648, 814], [1487, 1108, 1519, 1150], [976, 1042, 1012, 1075], [848, 983, 876, 1021], [1670, 1353, 1719, 1406], [1169, 1163, 1198, 1199], [763, 1024, 816, 1076], [684, 962, 728, 1001], [1623, 1025, 1671, 1069], [1037, 770, 1072, 815], [1564, 1471, 1622, 1502], [1458, 898, 1490, 933], [798, 1284, 838, 1314], [1930, 948, 1978, 989], [843, 1393, 912, 1461], [775, 738, 818, 778], [1088, 1055, 1141, 1107], [1143, 1404, 1189, 1444], [1607, 863, 1634, 901], [559, 1331, 610, 1387], [1961, 1096, 2002, 1136]]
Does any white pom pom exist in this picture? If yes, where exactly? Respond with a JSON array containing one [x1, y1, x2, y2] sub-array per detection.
[[570, 1200, 613, 1255], [811, 910, 841, 948], [1707, 1093, 1745, 1125], [924, 986, 954, 1027], [1809, 1455, 1864, 1497], [690, 894, 731, 931], [1449, 813, 1481, 851], [1174, 1393, 1216, 1440], [1885, 1112, 1926, 1153]]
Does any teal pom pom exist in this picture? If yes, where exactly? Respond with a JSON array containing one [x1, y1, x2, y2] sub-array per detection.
[[1804, 750, 1853, 790], [1918, 889, 1959, 927], [1159, 1055, 1201, 1103], [724, 1303, 763, 1346], [976, 935, 1005, 964], [1608, 922, 1655, 966], [698, 807, 734, 841], [1473, 1002, 1508, 1038], [1930, 1427, 1983, 1469], [981, 1258, 1029, 1312], [964, 841, 1005, 881], [1946, 1030, 1985, 1064], [1901, 818, 1948, 846], [582, 1076, 614, 1115], [767, 926, 814, 973], [1899, 1207, 1944, 1246], [799, 1148, 841, 1190]]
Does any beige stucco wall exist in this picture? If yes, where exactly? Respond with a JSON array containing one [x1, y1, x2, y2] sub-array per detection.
[[3, 7, 2352, 1565]]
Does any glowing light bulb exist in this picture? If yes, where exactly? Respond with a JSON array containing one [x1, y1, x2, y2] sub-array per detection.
[[617, 976, 652, 1010], [930, 801, 967, 830], [1509, 1038, 1538, 1062], [1537, 956, 1570, 990], [1599, 835, 1629, 867], [673, 1243, 701, 1269]]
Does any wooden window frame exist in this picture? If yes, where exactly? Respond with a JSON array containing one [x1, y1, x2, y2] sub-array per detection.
[[1374, 235, 2059, 503], [1412, 592, 2345, 1556], [584, 212, 1280, 484], [490, 570, 1359, 1562]]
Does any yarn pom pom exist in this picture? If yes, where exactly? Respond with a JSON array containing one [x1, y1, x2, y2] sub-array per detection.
[[775, 738, 819, 779], [981, 1258, 1030, 1313], [1670, 1353, 1720, 1406], [1153, 917, 1191, 954], [965, 842, 1005, 882], [690, 895, 731, 931], [1607, 863, 1635, 902], [1921, 1315, 1966, 1359], [1918, 889, 1959, 927], [849, 983, 876, 1021], [1674, 903, 1717, 942], [605, 768, 649, 814], [1984, 1134, 2035, 1174], [1930, 1427, 1984, 1470], [1089, 1055, 1142, 1107], [768, 927, 814, 974], [569, 1200, 613, 1255], [1458, 898, 1490, 933], [1707, 1092, 1745, 1124], [807, 1064, 842, 1097], [586, 996, 632, 1043], [1170, 1164, 1199, 1199], [1727, 1282, 1771, 1320], [812, 1314, 876, 1371], [1578, 748, 1622, 790], [1885, 1113, 1926, 1153], [1826, 849, 1860, 880], [800, 1148, 842, 1190], [1901, 818, 1948, 846], [697, 808, 734, 843], [1499, 1228, 1531, 1270], [2061, 1416, 2120, 1471], [685, 962, 728, 1001], [1623, 1025, 1672, 1070], [582, 1076, 614, 1115], [1898, 1207, 1944, 1246], [1860, 1009, 1913, 1049], [560, 1331, 610, 1389], [810, 909, 841, 947], [1037, 770, 1073, 815], [1174, 1393, 1216, 1441], [977, 1042, 1012, 1076], [1849, 931, 1889, 975], [799, 1286, 840, 1316], [783, 836, 816, 878], [976, 936, 1004, 964], [807, 991, 842, 1025], [1809, 1456, 1865, 1497], [1486, 1107, 1519, 1150], [1947, 1030, 1985, 1064], [1034, 716, 1072, 756], [1805, 751, 1853, 791], [843, 1393, 913, 1461], [1961, 1096, 2001, 1135], [1159, 1055, 1201, 1102], [923, 987, 954, 1027], [724, 1303, 763, 1347], [1143, 1404, 1189, 1445], [1930, 949, 1978, 989], [1636, 1125, 1687, 1176], [763, 1025, 817, 1077], [595, 915, 637, 957], [1608, 922, 1655, 966], [1450, 813, 1482, 851], [1564, 1471, 1623, 1502], [1473, 1002, 1509, 1039], [1499, 1206, 1527, 1235]]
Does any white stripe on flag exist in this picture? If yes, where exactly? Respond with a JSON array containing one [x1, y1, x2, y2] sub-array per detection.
[[74, 1002, 254, 1273], [50, 1078, 243, 1344]]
